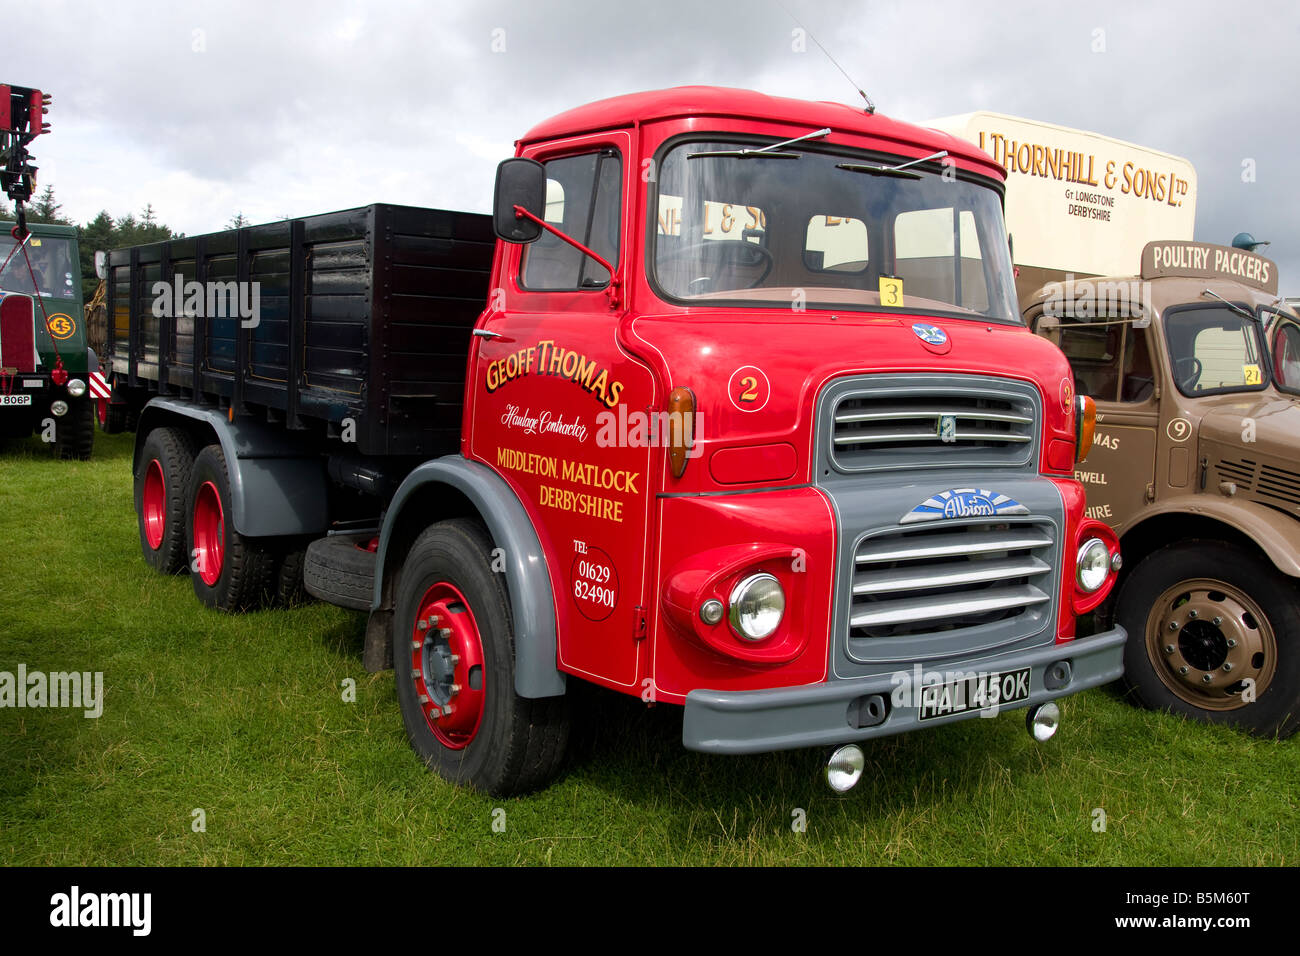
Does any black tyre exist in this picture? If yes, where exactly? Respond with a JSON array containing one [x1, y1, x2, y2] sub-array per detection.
[[1116, 541, 1300, 738], [275, 547, 309, 608], [135, 426, 198, 573], [54, 396, 94, 460], [393, 518, 569, 796], [303, 534, 376, 610], [99, 398, 132, 434], [186, 443, 277, 612]]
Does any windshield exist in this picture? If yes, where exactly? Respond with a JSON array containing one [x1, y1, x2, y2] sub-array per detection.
[[0, 234, 78, 301], [1265, 308, 1300, 395], [650, 138, 1019, 322], [1163, 304, 1269, 396]]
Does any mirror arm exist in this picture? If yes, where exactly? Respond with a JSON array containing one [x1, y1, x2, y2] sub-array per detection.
[[512, 205, 621, 309]]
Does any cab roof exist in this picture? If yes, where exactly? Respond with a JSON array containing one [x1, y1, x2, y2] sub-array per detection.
[[1024, 273, 1284, 318], [0, 220, 79, 238], [519, 86, 1007, 181]]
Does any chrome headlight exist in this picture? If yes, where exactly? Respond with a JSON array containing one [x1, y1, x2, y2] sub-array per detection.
[[1076, 538, 1110, 592], [728, 572, 785, 641], [66, 378, 86, 397]]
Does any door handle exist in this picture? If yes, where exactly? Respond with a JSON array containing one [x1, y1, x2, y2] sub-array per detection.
[[472, 329, 504, 340]]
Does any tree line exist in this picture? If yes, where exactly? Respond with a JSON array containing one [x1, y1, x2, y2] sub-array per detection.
[[2, 186, 249, 301]]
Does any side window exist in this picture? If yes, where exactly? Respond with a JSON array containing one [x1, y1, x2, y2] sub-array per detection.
[[1119, 325, 1155, 402], [1275, 322, 1300, 392], [805, 216, 868, 273], [521, 150, 622, 291], [893, 207, 990, 311], [1058, 322, 1121, 401]]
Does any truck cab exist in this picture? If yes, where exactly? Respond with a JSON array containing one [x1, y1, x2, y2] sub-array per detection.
[[0, 220, 95, 458], [1025, 240, 1300, 737]]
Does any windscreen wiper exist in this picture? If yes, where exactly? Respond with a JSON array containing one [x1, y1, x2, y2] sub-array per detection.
[[689, 127, 831, 160], [837, 149, 949, 179], [1201, 288, 1256, 321]]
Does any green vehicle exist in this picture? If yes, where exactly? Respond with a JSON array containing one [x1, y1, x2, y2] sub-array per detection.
[[0, 220, 97, 459]]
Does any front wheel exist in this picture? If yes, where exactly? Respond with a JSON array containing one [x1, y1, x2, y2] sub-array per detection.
[[53, 396, 94, 460], [1116, 541, 1299, 738], [393, 518, 569, 795]]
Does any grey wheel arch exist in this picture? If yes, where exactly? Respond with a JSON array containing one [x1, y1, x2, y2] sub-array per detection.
[[371, 456, 565, 700], [134, 398, 329, 537]]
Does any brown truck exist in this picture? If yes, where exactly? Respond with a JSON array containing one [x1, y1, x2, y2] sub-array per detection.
[[1024, 239, 1299, 737]]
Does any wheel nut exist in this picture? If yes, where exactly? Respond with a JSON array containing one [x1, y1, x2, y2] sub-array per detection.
[[1179, 666, 1189, 675], [449, 683, 461, 696], [1188, 609, 1199, 619], [1226, 638, 1237, 648], [411, 669, 420, 678], [1201, 673, 1212, 683], [442, 704, 454, 716], [450, 654, 460, 665], [430, 706, 442, 718], [1213, 617, 1223, 626], [418, 693, 429, 704], [437, 627, 452, 639], [417, 619, 428, 631], [1164, 644, 1175, 654], [1223, 663, 1233, 672], [411, 639, 421, 649], [1168, 621, 1180, 631]]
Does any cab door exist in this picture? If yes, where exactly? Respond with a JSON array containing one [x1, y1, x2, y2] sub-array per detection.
[[467, 131, 657, 694], [1037, 311, 1159, 531], [1269, 311, 1300, 397]]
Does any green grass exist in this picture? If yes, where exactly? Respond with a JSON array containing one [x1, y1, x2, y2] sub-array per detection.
[[0, 431, 1296, 865]]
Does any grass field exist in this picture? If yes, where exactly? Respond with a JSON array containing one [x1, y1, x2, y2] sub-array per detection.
[[0, 431, 1296, 866]]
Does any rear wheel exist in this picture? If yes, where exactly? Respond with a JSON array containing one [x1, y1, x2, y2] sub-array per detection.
[[1117, 541, 1300, 738], [186, 443, 276, 612], [98, 397, 134, 434], [54, 396, 94, 460], [393, 518, 569, 795], [135, 426, 198, 573]]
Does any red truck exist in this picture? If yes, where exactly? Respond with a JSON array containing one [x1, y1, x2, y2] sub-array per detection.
[[106, 87, 1125, 795]]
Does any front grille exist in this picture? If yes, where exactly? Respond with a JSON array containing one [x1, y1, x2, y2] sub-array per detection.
[[829, 377, 1038, 473], [850, 520, 1054, 641], [1216, 458, 1300, 509]]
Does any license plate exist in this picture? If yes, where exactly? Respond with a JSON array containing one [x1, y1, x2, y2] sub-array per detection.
[[1, 394, 33, 407], [918, 667, 1032, 720]]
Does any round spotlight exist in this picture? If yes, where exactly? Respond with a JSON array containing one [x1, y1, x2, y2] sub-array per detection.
[[50, 400, 68, 417], [728, 573, 785, 641], [826, 744, 865, 793], [1026, 701, 1061, 742], [66, 378, 87, 397], [699, 599, 724, 626], [1076, 538, 1110, 592]]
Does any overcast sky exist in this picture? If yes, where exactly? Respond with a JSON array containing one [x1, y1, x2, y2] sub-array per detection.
[[8, 0, 1299, 287]]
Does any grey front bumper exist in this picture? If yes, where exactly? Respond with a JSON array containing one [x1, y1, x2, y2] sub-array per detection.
[[682, 626, 1126, 754]]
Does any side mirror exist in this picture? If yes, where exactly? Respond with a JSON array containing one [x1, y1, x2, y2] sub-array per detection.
[[493, 158, 546, 244], [94, 250, 107, 280]]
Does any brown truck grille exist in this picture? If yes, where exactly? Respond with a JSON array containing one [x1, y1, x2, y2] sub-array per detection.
[[1216, 458, 1300, 509]]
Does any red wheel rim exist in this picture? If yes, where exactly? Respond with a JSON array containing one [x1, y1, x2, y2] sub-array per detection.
[[192, 480, 225, 586], [142, 459, 167, 551], [411, 582, 486, 749]]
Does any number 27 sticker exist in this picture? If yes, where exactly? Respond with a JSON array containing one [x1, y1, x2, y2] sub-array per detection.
[[728, 366, 771, 412]]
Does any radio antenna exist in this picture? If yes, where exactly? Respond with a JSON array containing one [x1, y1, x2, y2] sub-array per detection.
[[776, 1, 875, 114]]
